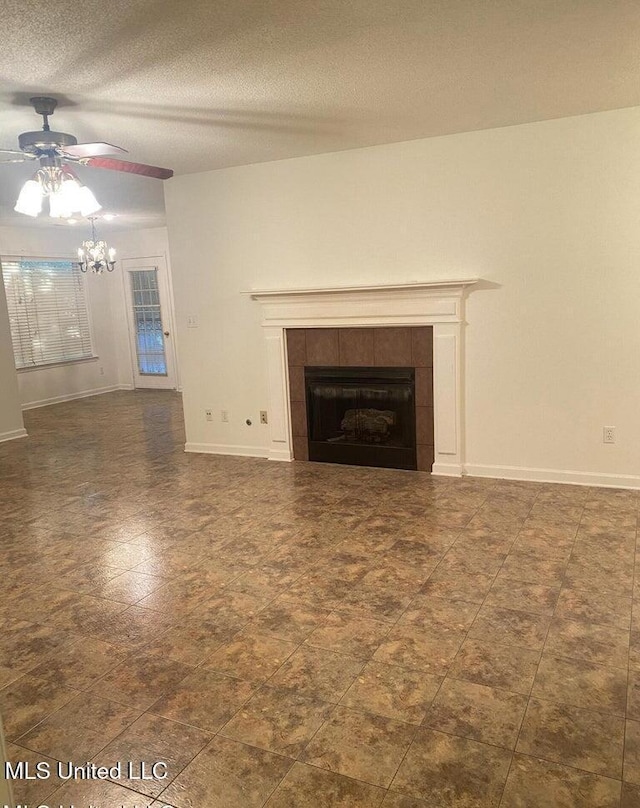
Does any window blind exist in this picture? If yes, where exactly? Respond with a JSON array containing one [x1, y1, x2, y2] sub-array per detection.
[[1, 258, 94, 369]]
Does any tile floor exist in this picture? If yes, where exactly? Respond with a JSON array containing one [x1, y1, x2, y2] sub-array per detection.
[[0, 390, 638, 808]]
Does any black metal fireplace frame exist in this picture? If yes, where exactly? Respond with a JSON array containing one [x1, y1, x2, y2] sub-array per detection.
[[305, 366, 417, 470]]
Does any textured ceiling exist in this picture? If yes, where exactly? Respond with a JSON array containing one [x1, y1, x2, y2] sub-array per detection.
[[1, 0, 639, 229]]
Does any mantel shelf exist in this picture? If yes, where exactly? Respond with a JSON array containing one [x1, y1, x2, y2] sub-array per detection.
[[249, 279, 478, 300]]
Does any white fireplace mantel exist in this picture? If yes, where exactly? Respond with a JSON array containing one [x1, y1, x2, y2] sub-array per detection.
[[250, 280, 477, 476]]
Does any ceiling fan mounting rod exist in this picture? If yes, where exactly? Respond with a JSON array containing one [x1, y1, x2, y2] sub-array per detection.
[[30, 96, 58, 131]]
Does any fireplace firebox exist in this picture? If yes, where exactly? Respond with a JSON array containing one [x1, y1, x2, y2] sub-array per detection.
[[305, 366, 416, 470]]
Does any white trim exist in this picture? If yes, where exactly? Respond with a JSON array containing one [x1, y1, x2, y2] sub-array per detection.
[[185, 442, 270, 459], [0, 427, 28, 443], [21, 384, 131, 410], [465, 463, 640, 491], [17, 355, 99, 373], [432, 462, 463, 477], [251, 280, 477, 468], [249, 280, 478, 298]]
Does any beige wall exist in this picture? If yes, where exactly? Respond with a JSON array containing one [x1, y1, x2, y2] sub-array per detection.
[[166, 106, 640, 487], [0, 225, 174, 410], [0, 265, 24, 440]]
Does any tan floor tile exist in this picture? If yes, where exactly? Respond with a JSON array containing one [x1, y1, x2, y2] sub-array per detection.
[[221, 685, 333, 757], [399, 594, 480, 631], [249, 598, 332, 641], [4, 393, 638, 808], [16, 691, 140, 762], [469, 605, 551, 650], [5, 743, 65, 806], [625, 719, 640, 785], [381, 793, 431, 808], [301, 705, 415, 788], [0, 617, 76, 667], [424, 678, 527, 749], [421, 570, 494, 603], [554, 586, 632, 630], [46, 779, 155, 808], [141, 618, 236, 666], [532, 654, 627, 716], [485, 578, 560, 616], [517, 698, 625, 778], [94, 569, 168, 604], [500, 753, 622, 808], [305, 612, 392, 658], [622, 782, 640, 808], [342, 661, 442, 724], [90, 652, 193, 710], [95, 712, 212, 798], [160, 736, 293, 808], [26, 637, 130, 688], [373, 624, 466, 675], [391, 728, 511, 806], [87, 604, 178, 650], [203, 630, 298, 682], [150, 668, 256, 732], [448, 638, 540, 695], [269, 645, 364, 701], [266, 761, 386, 807], [0, 665, 24, 689], [544, 616, 630, 668], [0, 674, 78, 740], [627, 669, 640, 719]]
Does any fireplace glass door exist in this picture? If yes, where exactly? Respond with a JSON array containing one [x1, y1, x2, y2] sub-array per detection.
[[305, 367, 416, 470]]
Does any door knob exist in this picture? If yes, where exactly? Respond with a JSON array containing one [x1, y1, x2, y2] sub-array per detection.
[[163, 331, 170, 336]]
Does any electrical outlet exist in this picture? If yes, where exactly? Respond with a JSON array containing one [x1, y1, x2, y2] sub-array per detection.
[[221, 410, 229, 423], [260, 410, 268, 424], [99, 366, 104, 376], [205, 409, 213, 421], [603, 426, 616, 444]]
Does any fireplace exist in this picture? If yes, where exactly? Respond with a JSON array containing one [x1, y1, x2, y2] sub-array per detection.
[[250, 281, 477, 475], [306, 366, 416, 469]]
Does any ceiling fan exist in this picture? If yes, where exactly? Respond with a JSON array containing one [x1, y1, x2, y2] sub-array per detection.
[[1, 96, 173, 217]]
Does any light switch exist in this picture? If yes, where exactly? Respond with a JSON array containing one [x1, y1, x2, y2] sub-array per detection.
[[187, 315, 199, 328]]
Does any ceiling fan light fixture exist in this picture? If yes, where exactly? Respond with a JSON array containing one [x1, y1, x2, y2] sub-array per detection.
[[14, 165, 102, 219], [77, 185, 102, 217], [14, 179, 43, 217]]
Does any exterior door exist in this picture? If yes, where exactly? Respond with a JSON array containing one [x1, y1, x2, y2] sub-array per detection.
[[124, 260, 177, 389]]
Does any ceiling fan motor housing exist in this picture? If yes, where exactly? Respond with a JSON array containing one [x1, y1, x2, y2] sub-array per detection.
[[18, 130, 78, 154]]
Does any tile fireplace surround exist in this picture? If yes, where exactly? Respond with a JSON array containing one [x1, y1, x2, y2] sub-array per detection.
[[287, 327, 433, 470], [251, 281, 477, 476]]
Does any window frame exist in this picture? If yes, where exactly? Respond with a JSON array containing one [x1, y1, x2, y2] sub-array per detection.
[[1, 254, 98, 371]]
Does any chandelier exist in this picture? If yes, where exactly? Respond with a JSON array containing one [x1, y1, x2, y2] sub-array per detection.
[[77, 217, 116, 273], [14, 165, 101, 219]]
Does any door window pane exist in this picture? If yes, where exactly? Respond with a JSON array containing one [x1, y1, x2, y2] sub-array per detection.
[[130, 270, 167, 375]]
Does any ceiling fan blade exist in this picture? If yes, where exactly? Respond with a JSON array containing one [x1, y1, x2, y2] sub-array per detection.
[[60, 142, 128, 159], [0, 156, 28, 164], [83, 156, 173, 180], [0, 148, 27, 156]]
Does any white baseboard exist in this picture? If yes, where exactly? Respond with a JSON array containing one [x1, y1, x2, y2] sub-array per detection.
[[185, 442, 270, 459], [431, 462, 463, 477], [21, 385, 133, 410], [464, 463, 640, 491], [0, 427, 28, 443], [268, 447, 294, 462]]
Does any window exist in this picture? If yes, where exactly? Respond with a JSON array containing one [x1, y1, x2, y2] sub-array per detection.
[[1, 258, 94, 369]]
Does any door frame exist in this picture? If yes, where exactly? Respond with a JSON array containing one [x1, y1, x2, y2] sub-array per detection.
[[121, 256, 178, 390]]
